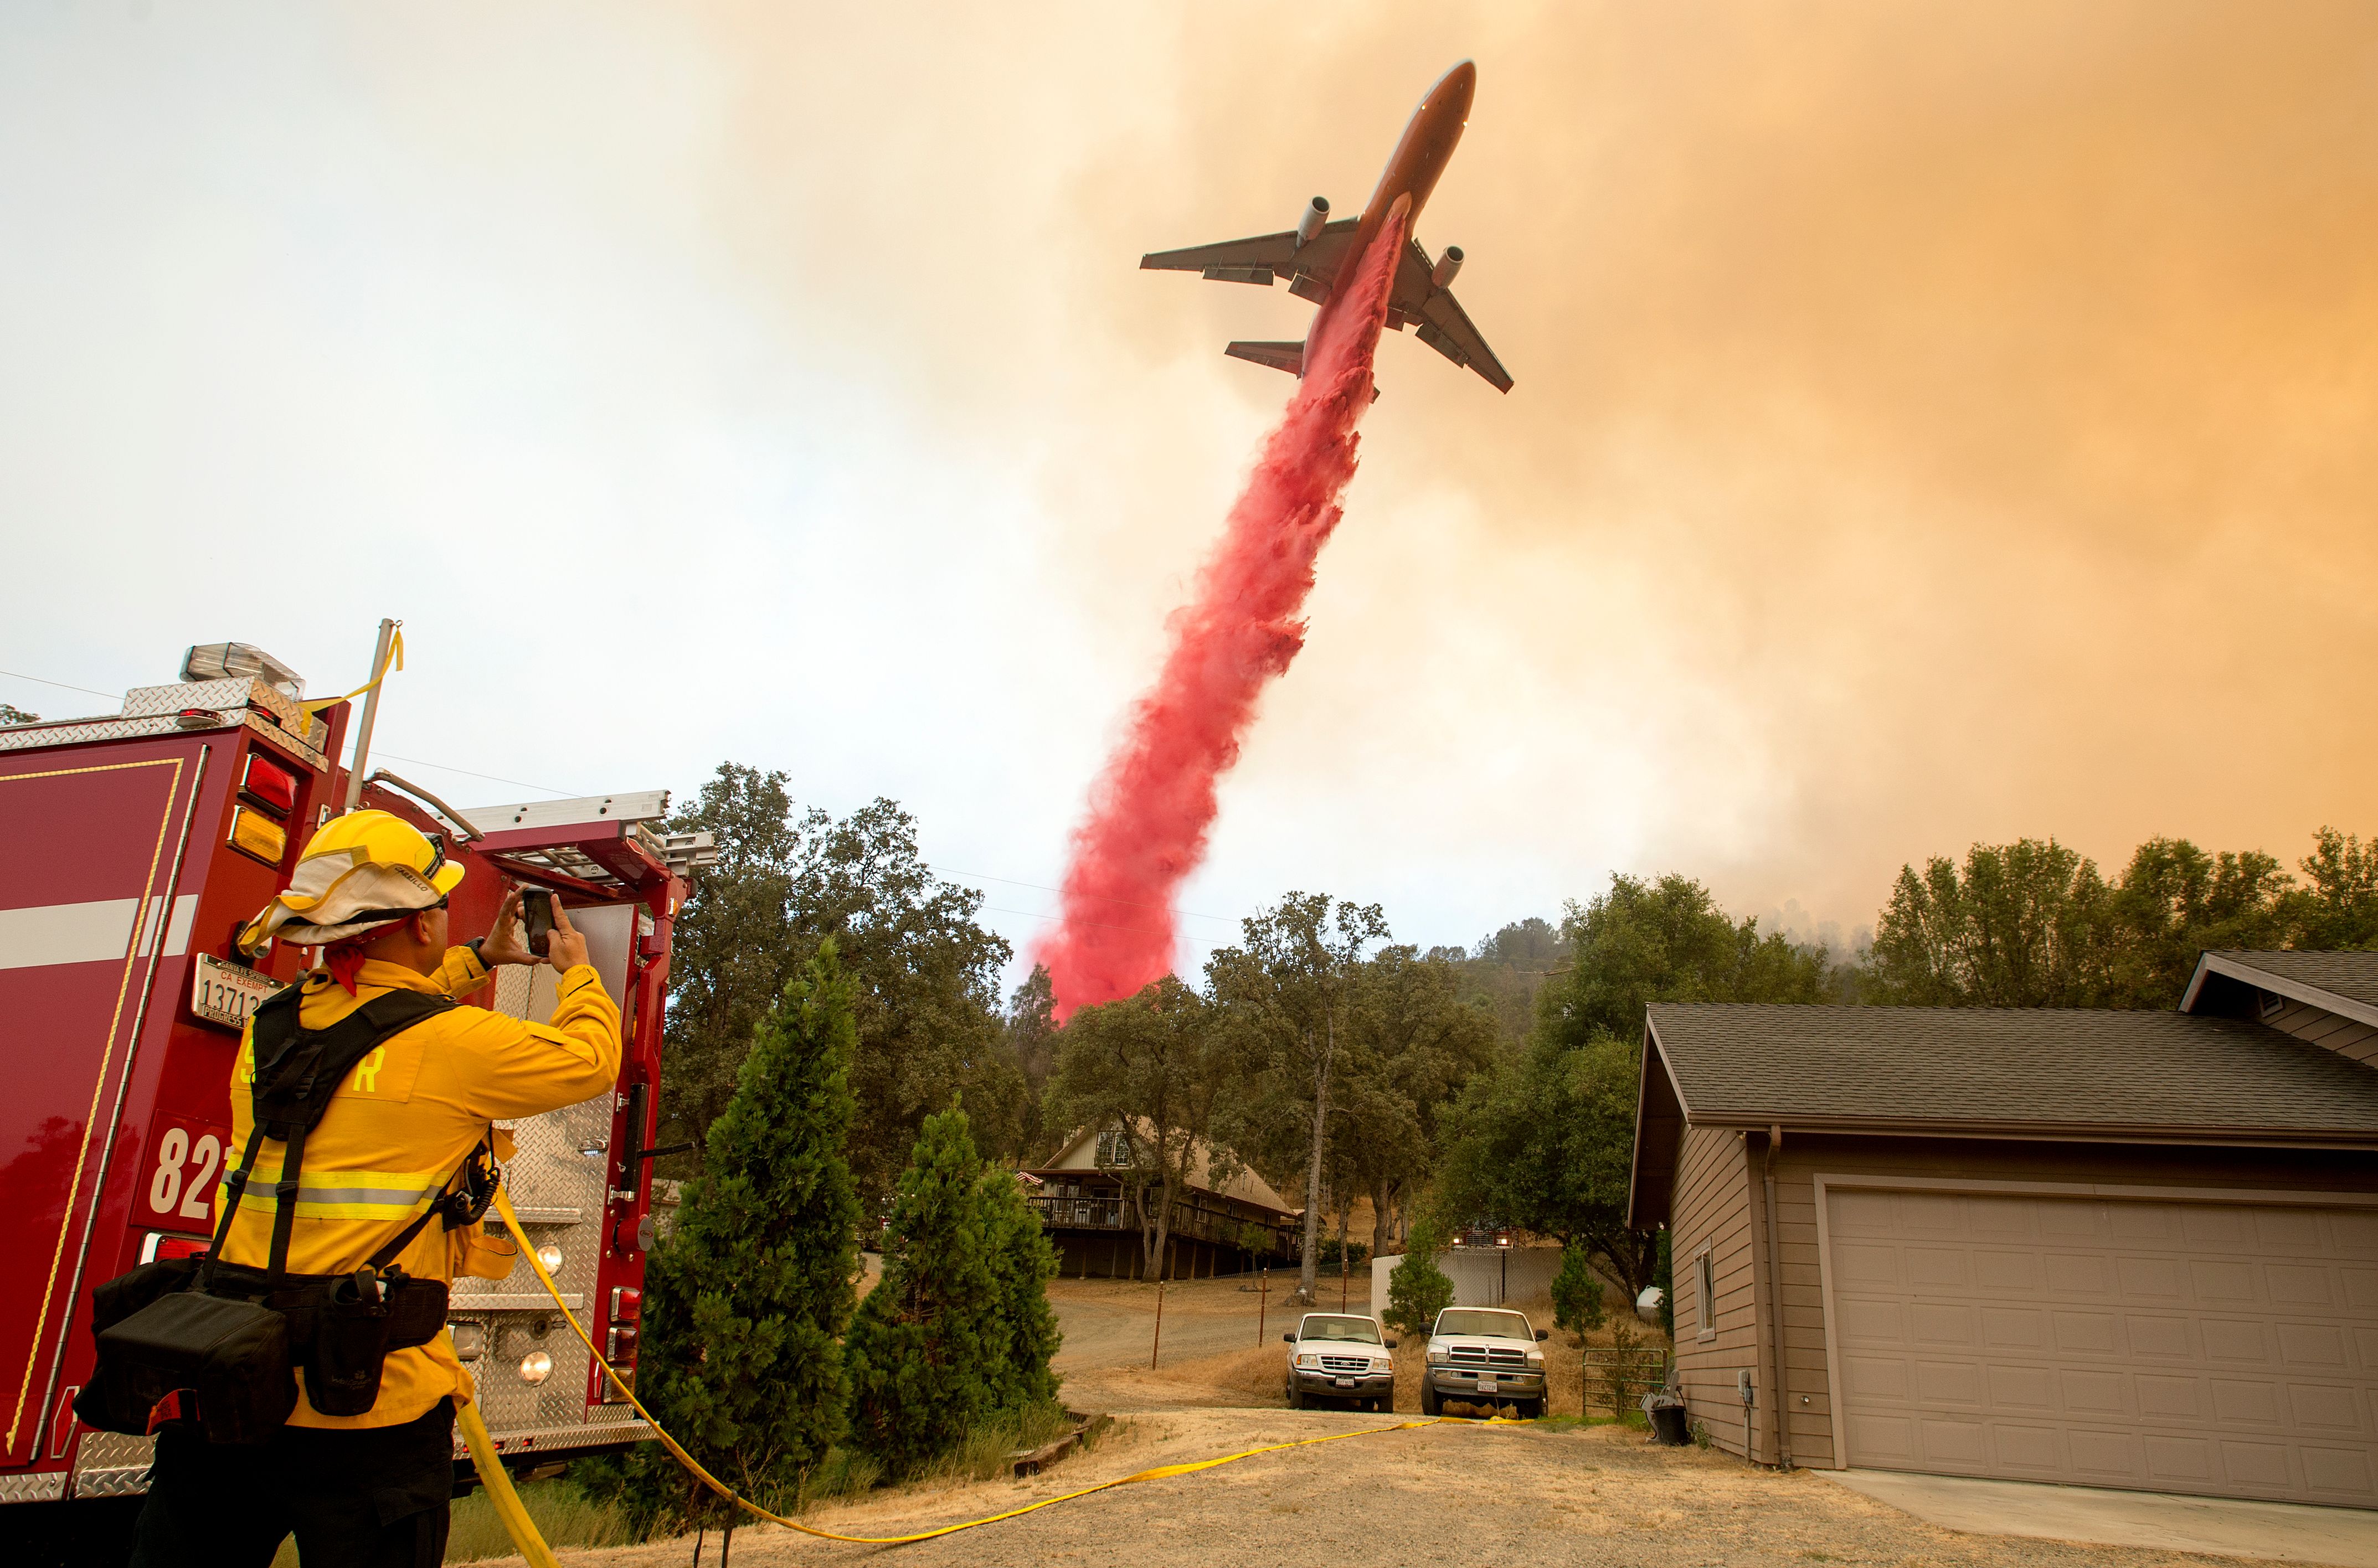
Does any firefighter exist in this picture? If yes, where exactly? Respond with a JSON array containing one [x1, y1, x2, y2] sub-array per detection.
[[130, 811, 622, 1567]]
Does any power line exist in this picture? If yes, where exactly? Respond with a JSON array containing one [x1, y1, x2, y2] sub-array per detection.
[[0, 667, 119, 702], [929, 864, 1237, 925], [977, 903, 1186, 941], [5, 659, 1238, 939], [1, 661, 585, 799], [373, 751, 580, 801]]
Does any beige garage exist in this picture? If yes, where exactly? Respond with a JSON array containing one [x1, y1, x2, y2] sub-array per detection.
[[1824, 1184, 2378, 1504], [1629, 951, 2378, 1505]]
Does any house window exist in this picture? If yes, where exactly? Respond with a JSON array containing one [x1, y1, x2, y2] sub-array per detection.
[[1695, 1246, 1717, 1341], [1094, 1127, 1130, 1168]]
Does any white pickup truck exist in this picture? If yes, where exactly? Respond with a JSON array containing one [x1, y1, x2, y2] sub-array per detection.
[[1419, 1306, 1549, 1418], [1281, 1313, 1398, 1411]]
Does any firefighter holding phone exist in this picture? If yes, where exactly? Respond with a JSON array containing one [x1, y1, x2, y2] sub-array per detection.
[[124, 811, 622, 1567]]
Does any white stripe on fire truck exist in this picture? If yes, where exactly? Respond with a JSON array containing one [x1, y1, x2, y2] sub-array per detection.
[[0, 894, 197, 970]]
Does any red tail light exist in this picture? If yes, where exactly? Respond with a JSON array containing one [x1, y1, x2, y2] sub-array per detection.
[[241, 752, 299, 816], [140, 1233, 210, 1264]]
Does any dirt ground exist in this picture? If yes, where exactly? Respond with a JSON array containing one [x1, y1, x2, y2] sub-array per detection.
[[504, 1280, 2302, 1568], [543, 1410, 2288, 1568]]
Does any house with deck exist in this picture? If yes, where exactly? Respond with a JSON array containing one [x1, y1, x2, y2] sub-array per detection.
[[1025, 1121, 1302, 1280]]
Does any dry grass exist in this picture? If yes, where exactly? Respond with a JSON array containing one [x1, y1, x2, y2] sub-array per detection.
[[261, 1475, 634, 1565], [445, 1479, 635, 1561]]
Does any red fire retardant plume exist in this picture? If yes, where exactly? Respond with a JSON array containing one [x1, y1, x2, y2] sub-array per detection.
[[1036, 195, 1413, 1018]]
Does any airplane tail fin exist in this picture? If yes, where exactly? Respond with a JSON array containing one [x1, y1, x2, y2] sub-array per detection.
[[1224, 339, 1305, 376]]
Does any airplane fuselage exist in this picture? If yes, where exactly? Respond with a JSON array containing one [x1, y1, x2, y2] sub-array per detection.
[[1340, 60, 1475, 291], [1138, 57, 1511, 391]]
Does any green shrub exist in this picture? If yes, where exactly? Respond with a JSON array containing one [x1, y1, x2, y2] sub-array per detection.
[[583, 942, 863, 1536], [978, 1162, 1063, 1415], [1316, 1236, 1369, 1270], [1383, 1216, 1455, 1335], [1551, 1241, 1607, 1335], [845, 1102, 998, 1478]]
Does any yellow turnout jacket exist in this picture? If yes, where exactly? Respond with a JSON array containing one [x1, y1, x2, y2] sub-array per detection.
[[220, 947, 621, 1428]]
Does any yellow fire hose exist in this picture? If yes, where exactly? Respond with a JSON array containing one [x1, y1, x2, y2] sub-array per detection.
[[459, 1396, 565, 1568], [470, 1183, 1473, 1555]]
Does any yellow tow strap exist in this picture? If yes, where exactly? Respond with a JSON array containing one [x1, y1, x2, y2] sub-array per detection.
[[476, 1183, 1461, 1552], [301, 626, 404, 715]]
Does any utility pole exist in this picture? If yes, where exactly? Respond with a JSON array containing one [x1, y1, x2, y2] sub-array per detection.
[[1150, 1268, 1166, 1370], [341, 617, 398, 813], [1257, 1266, 1268, 1345]]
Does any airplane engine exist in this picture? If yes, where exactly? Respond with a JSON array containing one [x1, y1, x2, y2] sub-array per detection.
[[1431, 245, 1464, 289], [1295, 195, 1330, 248]]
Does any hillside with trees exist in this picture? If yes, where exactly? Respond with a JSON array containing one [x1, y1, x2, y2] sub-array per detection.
[[646, 761, 2376, 1325]]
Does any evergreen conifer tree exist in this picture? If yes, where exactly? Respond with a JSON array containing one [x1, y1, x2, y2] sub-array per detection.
[[588, 942, 862, 1534], [977, 1165, 1062, 1414], [845, 1101, 997, 1477], [1384, 1213, 1456, 1335], [1551, 1241, 1607, 1335]]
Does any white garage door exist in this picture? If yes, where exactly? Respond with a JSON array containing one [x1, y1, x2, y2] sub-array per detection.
[[1826, 1187, 2378, 1505]]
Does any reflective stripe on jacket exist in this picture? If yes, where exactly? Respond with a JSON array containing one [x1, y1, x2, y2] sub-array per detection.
[[220, 946, 622, 1428]]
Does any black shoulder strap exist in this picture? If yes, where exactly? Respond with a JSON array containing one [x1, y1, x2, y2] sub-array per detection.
[[250, 989, 453, 1141], [229, 987, 456, 1283]]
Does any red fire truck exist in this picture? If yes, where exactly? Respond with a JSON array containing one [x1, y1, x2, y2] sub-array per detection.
[[0, 638, 710, 1540]]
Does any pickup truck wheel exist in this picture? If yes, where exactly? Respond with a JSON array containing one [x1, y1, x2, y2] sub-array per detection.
[[1286, 1383, 1305, 1410], [1420, 1382, 1441, 1416]]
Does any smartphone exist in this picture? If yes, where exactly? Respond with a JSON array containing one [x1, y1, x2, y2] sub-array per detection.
[[519, 889, 556, 958]]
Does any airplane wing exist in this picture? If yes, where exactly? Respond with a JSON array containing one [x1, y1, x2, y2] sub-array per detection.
[[1390, 236, 1514, 393], [1141, 218, 1361, 292]]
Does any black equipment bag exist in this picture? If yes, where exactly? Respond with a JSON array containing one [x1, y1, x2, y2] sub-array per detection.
[[76, 986, 469, 1442]]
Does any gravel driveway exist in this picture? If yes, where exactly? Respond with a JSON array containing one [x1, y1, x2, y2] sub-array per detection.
[[514, 1278, 2299, 1568], [547, 1410, 2291, 1568]]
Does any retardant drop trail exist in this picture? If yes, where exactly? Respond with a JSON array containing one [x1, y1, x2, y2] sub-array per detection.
[[1037, 195, 1413, 1017]]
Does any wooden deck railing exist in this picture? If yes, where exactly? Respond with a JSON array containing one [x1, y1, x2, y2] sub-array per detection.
[[1027, 1194, 1298, 1257]]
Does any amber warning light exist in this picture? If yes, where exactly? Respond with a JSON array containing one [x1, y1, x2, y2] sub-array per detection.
[[227, 806, 287, 867]]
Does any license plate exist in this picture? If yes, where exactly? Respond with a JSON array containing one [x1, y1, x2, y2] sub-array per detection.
[[191, 953, 285, 1031], [1476, 1378, 1498, 1394], [1334, 1376, 1356, 1388]]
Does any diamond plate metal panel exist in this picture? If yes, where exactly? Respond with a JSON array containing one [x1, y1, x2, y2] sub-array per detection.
[[70, 1431, 156, 1499], [0, 709, 326, 769], [447, 1417, 652, 1465], [450, 909, 635, 1438], [0, 1468, 68, 1503], [123, 677, 299, 730]]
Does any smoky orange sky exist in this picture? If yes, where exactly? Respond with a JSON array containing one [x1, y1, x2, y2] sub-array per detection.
[[693, 1, 2377, 943], [6, 2, 2372, 970]]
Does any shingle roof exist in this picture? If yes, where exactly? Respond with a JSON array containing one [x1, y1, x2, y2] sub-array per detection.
[[1646, 1003, 2378, 1136], [2200, 950, 2378, 1012]]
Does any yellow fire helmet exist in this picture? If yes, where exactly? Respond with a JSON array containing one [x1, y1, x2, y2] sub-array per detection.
[[238, 808, 466, 954]]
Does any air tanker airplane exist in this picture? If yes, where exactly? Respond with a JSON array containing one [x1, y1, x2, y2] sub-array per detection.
[[1141, 60, 1512, 394]]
